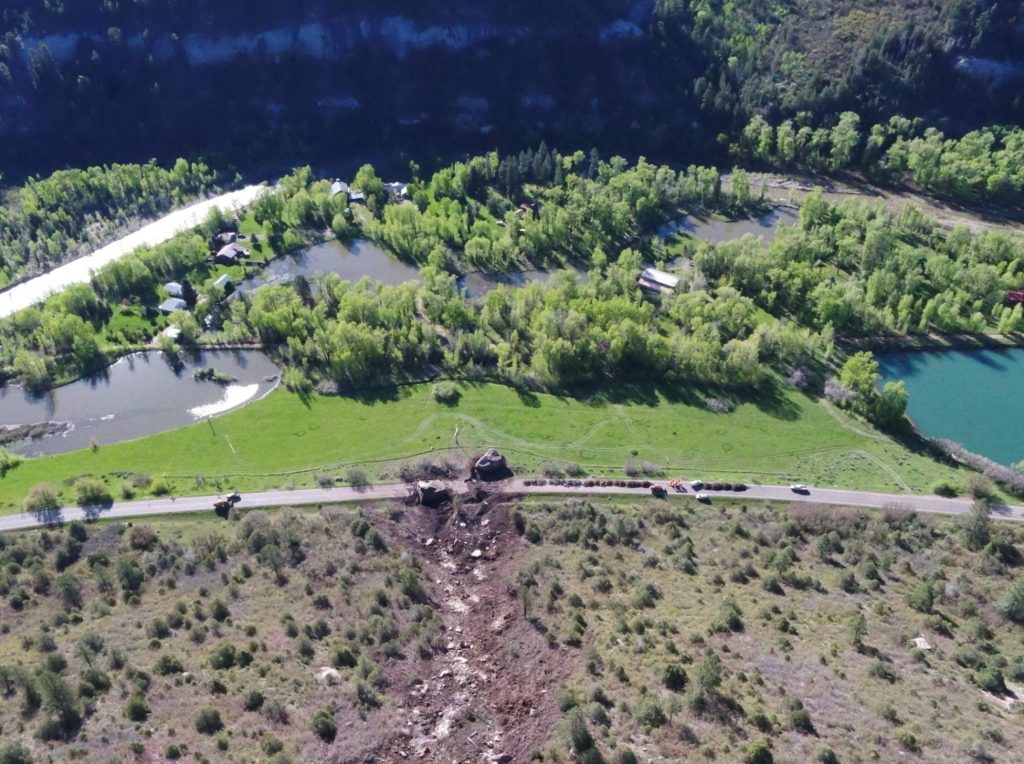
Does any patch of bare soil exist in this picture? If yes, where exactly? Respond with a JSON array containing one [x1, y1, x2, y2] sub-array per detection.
[[740, 171, 1024, 233], [984, 681, 1024, 711], [365, 484, 576, 763]]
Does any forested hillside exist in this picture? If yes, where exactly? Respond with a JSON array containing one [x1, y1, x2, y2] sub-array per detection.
[[653, 0, 1023, 129], [0, 0, 1019, 181]]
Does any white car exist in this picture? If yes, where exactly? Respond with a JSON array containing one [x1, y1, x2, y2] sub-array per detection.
[[689, 479, 704, 489], [790, 483, 809, 492], [695, 493, 710, 502]]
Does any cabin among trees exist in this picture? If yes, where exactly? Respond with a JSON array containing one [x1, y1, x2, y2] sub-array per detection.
[[214, 243, 250, 266], [637, 267, 679, 297]]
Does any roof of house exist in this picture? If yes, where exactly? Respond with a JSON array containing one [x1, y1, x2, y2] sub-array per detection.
[[213, 274, 233, 288], [159, 298, 188, 313], [638, 267, 680, 289], [216, 243, 249, 259], [330, 180, 351, 197], [165, 281, 183, 296], [348, 189, 366, 202]]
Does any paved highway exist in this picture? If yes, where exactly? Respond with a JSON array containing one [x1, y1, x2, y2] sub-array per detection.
[[1, 478, 1022, 533]]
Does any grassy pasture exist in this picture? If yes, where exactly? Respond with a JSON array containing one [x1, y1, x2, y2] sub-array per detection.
[[0, 381, 967, 512]]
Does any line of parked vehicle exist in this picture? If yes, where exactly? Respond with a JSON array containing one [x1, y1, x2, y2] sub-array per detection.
[[520, 476, 810, 502], [521, 477, 752, 502]]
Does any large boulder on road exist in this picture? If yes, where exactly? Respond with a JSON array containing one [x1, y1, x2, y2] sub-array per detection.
[[416, 480, 450, 507], [474, 448, 508, 479]]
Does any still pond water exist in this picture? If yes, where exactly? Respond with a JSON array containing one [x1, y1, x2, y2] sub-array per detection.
[[878, 349, 1024, 466], [243, 239, 422, 289], [247, 207, 802, 301], [0, 350, 279, 456], [244, 238, 582, 299], [658, 206, 800, 244]]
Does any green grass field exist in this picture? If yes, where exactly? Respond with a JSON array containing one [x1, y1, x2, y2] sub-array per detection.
[[0, 381, 969, 513]]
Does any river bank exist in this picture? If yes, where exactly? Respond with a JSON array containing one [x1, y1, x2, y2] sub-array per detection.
[[0, 379, 971, 512], [0, 349, 280, 456], [0, 184, 267, 318], [726, 171, 1024, 234], [879, 347, 1024, 468], [842, 332, 1024, 353]]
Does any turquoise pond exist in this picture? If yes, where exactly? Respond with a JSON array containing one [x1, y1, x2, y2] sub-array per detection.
[[878, 349, 1024, 466]]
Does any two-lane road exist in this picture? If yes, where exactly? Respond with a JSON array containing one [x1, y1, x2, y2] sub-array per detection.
[[1, 479, 1021, 533], [513, 481, 1024, 521]]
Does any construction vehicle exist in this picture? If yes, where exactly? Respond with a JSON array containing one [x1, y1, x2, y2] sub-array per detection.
[[214, 493, 241, 517]]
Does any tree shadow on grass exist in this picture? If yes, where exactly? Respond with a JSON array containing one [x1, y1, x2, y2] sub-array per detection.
[[515, 387, 541, 407], [335, 381, 410, 405], [659, 376, 802, 420], [552, 381, 670, 408], [554, 377, 802, 422], [747, 379, 801, 421]]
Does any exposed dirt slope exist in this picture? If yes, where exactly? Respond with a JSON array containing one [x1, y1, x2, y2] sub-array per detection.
[[366, 488, 577, 763]]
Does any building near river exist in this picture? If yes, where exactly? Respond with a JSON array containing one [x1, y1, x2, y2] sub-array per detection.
[[159, 297, 188, 314], [214, 242, 250, 265], [637, 267, 679, 296]]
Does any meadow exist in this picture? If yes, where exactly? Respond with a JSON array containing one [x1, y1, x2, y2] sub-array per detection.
[[0, 381, 968, 512]]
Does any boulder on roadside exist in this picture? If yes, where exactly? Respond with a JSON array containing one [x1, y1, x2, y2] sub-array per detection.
[[474, 448, 509, 479], [416, 480, 450, 507]]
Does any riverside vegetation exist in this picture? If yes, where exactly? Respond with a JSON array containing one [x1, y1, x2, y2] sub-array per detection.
[[6, 147, 1024, 507], [733, 113, 1024, 208], [7, 147, 1024, 404], [3, 494, 1024, 762], [0, 159, 220, 287]]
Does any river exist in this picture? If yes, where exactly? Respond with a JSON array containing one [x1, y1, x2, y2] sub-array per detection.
[[0, 185, 267, 319], [0, 349, 279, 456], [878, 348, 1024, 467]]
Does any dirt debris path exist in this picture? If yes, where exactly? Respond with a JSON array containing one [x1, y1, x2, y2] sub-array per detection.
[[371, 487, 576, 763]]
